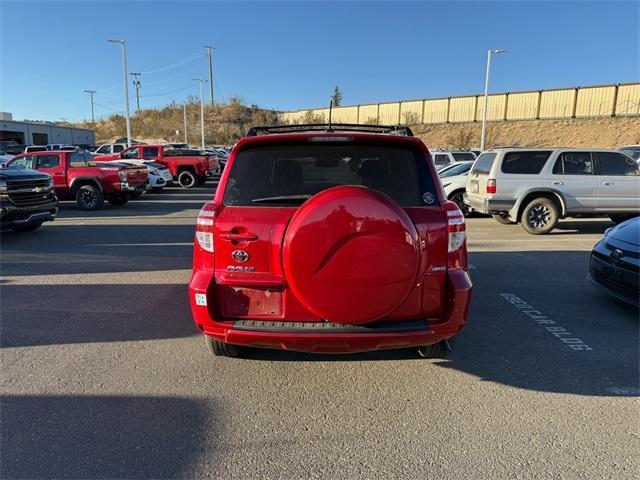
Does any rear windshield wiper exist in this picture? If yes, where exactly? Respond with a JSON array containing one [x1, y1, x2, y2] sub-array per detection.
[[252, 195, 312, 204]]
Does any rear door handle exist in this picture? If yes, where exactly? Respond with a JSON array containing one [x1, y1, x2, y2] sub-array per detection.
[[603, 181, 614, 186], [220, 232, 259, 242], [553, 181, 563, 186]]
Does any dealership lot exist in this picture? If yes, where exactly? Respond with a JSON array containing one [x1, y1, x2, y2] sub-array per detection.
[[1, 183, 638, 479]]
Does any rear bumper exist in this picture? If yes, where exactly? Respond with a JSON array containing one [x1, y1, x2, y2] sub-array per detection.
[[120, 181, 149, 193], [0, 197, 58, 230], [189, 269, 473, 354], [464, 195, 515, 214]]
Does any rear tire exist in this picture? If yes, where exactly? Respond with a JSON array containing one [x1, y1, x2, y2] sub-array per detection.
[[204, 335, 243, 358], [75, 184, 104, 210], [449, 191, 472, 217], [107, 195, 129, 206], [178, 170, 197, 188], [12, 222, 43, 232], [610, 214, 636, 224], [417, 339, 454, 358], [491, 213, 515, 225], [520, 197, 559, 235]]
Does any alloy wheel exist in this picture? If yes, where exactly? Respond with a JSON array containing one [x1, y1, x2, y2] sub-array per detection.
[[527, 204, 551, 229]]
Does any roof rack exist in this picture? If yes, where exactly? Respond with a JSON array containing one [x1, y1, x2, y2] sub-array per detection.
[[246, 123, 414, 137]]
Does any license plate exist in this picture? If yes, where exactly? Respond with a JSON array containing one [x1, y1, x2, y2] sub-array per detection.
[[470, 181, 479, 193]]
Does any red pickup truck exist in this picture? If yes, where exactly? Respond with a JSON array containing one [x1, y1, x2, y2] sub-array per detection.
[[7, 151, 148, 210], [95, 144, 217, 188]]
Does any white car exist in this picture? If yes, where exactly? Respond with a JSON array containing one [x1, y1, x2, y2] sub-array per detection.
[[438, 161, 475, 216], [430, 150, 477, 168], [118, 160, 173, 192]]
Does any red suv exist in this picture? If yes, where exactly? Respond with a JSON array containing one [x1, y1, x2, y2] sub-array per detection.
[[189, 124, 472, 357]]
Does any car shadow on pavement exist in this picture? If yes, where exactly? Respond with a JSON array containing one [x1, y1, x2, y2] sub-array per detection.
[[1, 223, 195, 276], [548, 219, 616, 235], [0, 395, 213, 479], [0, 283, 198, 347], [245, 250, 639, 397]]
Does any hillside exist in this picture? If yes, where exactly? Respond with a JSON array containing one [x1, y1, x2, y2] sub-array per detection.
[[79, 97, 279, 146], [414, 116, 640, 149]]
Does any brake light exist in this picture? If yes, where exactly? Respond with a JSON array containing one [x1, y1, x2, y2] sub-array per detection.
[[486, 179, 496, 194], [195, 202, 218, 252], [442, 200, 466, 252]]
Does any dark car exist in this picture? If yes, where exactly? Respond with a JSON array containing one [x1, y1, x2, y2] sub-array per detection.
[[0, 168, 58, 232], [589, 217, 639, 306]]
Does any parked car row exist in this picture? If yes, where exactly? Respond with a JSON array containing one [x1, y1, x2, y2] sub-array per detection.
[[0, 141, 230, 230]]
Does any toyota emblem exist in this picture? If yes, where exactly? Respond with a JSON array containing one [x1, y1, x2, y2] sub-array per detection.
[[231, 250, 250, 263], [611, 248, 624, 260]]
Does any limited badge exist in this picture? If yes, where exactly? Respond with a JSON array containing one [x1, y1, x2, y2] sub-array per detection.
[[422, 192, 435, 205]]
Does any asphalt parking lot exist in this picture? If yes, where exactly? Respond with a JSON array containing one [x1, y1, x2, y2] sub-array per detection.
[[1, 182, 638, 479]]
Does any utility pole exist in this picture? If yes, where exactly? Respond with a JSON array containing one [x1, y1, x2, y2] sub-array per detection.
[[130, 72, 142, 113], [108, 39, 132, 146], [84, 90, 96, 123], [480, 48, 506, 151], [193, 78, 208, 149], [205, 45, 215, 105], [183, 103, 188, 144]]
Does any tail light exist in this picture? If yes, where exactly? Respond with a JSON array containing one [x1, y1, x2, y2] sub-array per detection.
[[443, 201, 467, 270], [195, 202, 218, 252], [486, 179, 496, 194]]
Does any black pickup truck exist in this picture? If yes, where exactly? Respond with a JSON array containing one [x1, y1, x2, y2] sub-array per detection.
[[0, 168, 58, 232]]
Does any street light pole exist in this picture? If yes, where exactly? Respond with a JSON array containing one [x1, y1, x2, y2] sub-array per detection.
[[84, 90, 96, 123], [480, 48, 506, 151], [194, 78, 208, 149], [130, 72, 142, 113], [205, 45, 215, 105], [108, 39, 132, 147], [183, 103, 188, 144]]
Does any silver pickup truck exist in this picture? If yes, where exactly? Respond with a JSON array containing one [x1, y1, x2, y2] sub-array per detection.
[[465, 148, 640, 234]]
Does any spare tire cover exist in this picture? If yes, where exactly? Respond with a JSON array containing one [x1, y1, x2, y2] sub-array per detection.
[[283, 186, 421, 324]]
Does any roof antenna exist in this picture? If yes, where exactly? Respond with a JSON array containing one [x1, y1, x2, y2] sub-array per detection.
[[327, 99, 333, 132]]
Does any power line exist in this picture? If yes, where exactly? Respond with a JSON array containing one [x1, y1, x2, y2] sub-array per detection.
[[95, 48, 205, 94], [140, 48, 205, 75]]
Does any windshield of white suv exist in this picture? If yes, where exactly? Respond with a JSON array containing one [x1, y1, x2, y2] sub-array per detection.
[[223, 143, 438, 207]]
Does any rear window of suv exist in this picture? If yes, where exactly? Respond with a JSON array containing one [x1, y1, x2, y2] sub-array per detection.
[[500, 151, 552, 174], [223, 143, 438, 207], [470, 153, 496, 175]]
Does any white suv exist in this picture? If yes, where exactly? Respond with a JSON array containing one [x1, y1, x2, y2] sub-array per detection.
[[430, 150, 477, 168], [465, 148, 640, 234]]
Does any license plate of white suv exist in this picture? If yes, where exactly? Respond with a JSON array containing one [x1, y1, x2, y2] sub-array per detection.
[[470, 181, 479, 193]]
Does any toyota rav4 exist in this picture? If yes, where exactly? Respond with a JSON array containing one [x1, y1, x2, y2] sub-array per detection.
[[189, 124, 473, 357]]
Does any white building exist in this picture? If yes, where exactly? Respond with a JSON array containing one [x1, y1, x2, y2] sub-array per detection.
[[0, 112, 95, 146]]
